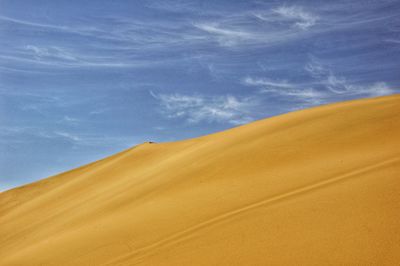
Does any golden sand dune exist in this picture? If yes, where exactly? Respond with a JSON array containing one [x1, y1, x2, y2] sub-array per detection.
[[1, 94, 400, 265]]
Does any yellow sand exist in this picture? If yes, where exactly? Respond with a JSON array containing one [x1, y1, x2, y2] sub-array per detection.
[[1, 94, 400, 265]]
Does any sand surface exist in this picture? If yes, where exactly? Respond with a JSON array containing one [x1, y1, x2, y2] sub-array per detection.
[[1, 94, 400, 265]]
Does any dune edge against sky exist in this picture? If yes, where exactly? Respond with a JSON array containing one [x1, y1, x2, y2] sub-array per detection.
[[1, 94, 400, 265]]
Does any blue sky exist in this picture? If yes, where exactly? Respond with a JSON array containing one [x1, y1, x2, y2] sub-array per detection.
[[1, 0, 399, 191]]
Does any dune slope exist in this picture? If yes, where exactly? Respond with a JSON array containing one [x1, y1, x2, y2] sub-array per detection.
[[1, 94, 400, 265]]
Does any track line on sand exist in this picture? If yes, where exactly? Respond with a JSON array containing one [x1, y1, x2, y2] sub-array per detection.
[[106, 156, 400, 265]]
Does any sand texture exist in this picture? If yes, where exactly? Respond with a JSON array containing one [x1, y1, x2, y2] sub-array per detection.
[[1, 94, 400, 265]]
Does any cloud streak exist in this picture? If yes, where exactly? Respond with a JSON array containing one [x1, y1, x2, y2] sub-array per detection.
[[243, 76, 324, 105], [243, 55, 395, 106], [151, 91, 257, 125], [1, 4, 322, 70], [193, 5, 319, 47], [1, 45, 164, 69], [305, 58, 394, 97], [243, 77, 294, 89], [272, 6, 318, 30], [3, 1, 388, 73]]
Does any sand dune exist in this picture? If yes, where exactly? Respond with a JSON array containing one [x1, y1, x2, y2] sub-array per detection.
[[1, 94, 400, 265]]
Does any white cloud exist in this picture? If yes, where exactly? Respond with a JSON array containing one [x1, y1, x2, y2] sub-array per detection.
[[304, 58, 327, 79], [0, 15, 69, 31], [194, 23, 251, 38], [243, 76, 324, 105], [305, 58, 394, 97], [89, 108, 110, 115], [11, 45, 159, 68], [272, 6, 318, 30], [193, 5, 319, 48], [151, 91, 256, 125], [25, 45, 78, 61], [54, 131, 82, 142], [361, 82, 393, 97], [60, 116, 81, 125], [2, 5, 322, 69], [0, 15, 107, 43], [193, 23, 256, 47], [272, 88, 323, 100], [243, 77, 294, 89]]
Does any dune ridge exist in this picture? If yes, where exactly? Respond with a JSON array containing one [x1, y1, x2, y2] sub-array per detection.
[[1, 94, 400, 265]]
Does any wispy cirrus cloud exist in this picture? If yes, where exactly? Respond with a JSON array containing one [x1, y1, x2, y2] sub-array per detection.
[[1, 45, 163, 69], [0, 4, 327, 71], [150, 91, 257, 125], [305, 57, 394, 97], [2, 5, 316, 51], [1, 15, 200, 69], [243, 77, 294, 89], [25, 45, 78, 62], [243, 77, 324, 105], [54, 131, 81, 142], [59, 116, 81, 125], [193, 22, 255, 47], [0, 15, 70, 31], [272, 6, 318, 30], [243, 55, 394, 105], [193, 6, 318, 47], [0, 15, 108, 45]]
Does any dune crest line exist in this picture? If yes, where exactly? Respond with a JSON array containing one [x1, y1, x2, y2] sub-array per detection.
[[1, 94, 400, 265]]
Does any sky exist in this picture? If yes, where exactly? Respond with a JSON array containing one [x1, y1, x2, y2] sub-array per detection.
[[0, 0, 399, 191]]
